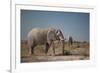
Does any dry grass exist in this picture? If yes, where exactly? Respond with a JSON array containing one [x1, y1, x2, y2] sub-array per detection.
[[21, 40, 89, 63]]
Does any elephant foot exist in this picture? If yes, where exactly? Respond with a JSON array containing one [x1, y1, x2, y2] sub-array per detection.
[[53, 53, 55, 56], [28, 52, 31, 56], [45, 52, 48, 56], [28, 51, 33, 56], [53, 51, 55, 56], [27, 53, 32, 58]]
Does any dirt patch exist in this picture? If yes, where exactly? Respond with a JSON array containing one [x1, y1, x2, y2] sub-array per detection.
[[21, 56, 89, 63]]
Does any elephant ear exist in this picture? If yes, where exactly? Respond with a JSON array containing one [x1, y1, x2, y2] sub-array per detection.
[[47, 30, 56, 42]]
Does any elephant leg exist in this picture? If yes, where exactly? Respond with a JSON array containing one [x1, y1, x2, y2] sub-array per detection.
[[62, 44, 64, 55], [62, 40, 65, 55], [28, 45, 35, 56], [31, 45, 35, 55], [45, 43, 49, 54], [52, 41, 55, 55], [28, 48, 31, 56]]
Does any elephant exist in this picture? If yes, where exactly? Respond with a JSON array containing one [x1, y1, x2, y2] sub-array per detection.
[[27, 28, 65, 55], [68, 36, 73, 47]]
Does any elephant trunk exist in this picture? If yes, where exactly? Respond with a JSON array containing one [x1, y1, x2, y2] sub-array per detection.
[[61, 40, 65, 55], [58, 30, 65, 55]]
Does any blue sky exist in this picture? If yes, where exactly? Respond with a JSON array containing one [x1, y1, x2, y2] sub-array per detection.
[[21, 10, 89, 42]]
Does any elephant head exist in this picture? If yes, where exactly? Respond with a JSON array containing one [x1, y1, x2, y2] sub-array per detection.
[[47, 29, 64, 41], [46, 28, 65, 55], [56, 29, 64, 41]]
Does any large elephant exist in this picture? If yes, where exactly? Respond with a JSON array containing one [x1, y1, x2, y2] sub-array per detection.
[[27, 28, 65, 55]]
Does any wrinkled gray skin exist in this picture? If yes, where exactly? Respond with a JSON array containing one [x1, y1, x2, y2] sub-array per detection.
[[27, 28, 65, 55]]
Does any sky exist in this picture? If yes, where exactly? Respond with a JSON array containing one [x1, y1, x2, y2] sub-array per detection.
[[21, 10, 89, 42]]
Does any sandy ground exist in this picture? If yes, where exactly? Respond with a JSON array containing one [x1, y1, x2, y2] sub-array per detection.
[[21, 55, 89, 63]]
